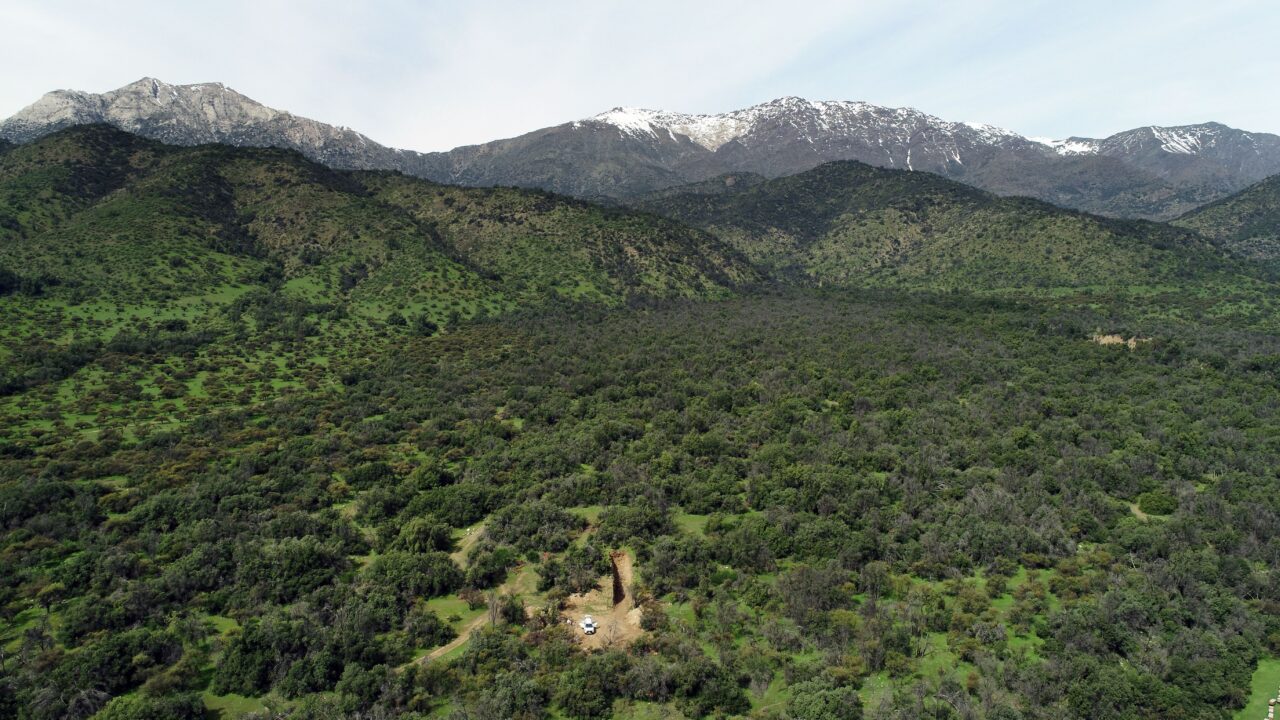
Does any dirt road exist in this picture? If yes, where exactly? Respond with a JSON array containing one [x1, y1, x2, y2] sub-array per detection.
[[425, 612, 488, 661]]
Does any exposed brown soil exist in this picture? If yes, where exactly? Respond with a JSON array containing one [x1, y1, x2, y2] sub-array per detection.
[[611, 551, 628, 605], [1091, 333, 1150, 350], [563, 550, 644, 650]]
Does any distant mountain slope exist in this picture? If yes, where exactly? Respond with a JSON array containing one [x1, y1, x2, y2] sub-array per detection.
[[634, 172, 768, 203], [635, 161, 1240, 291], [1174, 174, 1280, 260], [0, 125, 756, 313], [0, 77, 418, 172], [6, 80, 1280, 220], [448, 102, 1280, 220]]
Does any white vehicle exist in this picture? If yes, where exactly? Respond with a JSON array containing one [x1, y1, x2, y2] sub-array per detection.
[[579, 616, 597, 635]]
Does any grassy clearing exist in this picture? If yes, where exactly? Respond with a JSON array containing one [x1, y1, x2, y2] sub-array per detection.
[[673, 512, 709, 536], [917, 632, 976, 681], [1238, 657, 1280, 720], [860, 671, 893, 710], [748, 672, 792, 712], [202, 691, 269, 718], [610, 700, 688, 719], [567, 505, 605, 524], [205, 615, 240, 634], [423, 595, 484, 633]]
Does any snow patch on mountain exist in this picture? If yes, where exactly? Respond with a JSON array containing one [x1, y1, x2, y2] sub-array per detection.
[[962, 121, 1024, 145], [588, 98, 1038, 156], [1150, 126, 1205, 155], [586, 107, 750, 151], [1032, 137, 1101, 156]]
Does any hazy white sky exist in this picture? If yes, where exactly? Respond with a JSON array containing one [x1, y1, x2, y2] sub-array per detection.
[[2, 0, 1276, 151]]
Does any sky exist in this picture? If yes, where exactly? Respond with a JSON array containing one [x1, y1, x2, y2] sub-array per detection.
[[1, 0, 1277, 152]]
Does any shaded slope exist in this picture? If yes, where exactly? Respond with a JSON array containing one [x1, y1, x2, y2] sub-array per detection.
[[0, 125, 756, 312], [361, 174, 757, 303], [1175, 174, 1280, 260], [636, 161, 1239, 291]]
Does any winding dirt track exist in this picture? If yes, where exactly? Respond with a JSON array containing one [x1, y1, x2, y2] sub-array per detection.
[[425, 613, 488, 661]]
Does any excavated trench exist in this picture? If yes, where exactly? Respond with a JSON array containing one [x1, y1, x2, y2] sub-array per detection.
[[610, 552, 626, 606]]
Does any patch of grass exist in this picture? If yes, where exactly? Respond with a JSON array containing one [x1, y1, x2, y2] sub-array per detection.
[[673, 512, 709, 536], [1238, 657, 1280, 720], [205, 615, 240, 634], [201, 691, 268, 718], [567, 505, 605, 524], [424, 595, 484, 633], [609, 700, 688, 719], [860, 671, 893, 711], [749, 671, 792, 712], [451, 522, 486, 565]]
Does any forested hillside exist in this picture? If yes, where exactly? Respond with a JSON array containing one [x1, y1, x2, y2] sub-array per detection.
[[1176, 174, 1280, 262], [2, 127, 1279, 720], [0, 125, 755, 311], [636, 161, 1253, 292]]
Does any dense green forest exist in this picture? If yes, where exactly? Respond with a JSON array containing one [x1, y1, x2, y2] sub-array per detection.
[[2, 127, 1280, 719], [1176, 174, 1280, 262]]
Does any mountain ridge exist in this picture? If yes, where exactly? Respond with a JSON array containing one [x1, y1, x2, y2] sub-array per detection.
[[0, 77, 423, 172], [0, 124, 757, 311], [5, 79, 1280, 220]]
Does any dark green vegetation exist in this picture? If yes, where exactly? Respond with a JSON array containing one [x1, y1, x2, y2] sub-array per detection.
[[0, 124, 754, 308], [4, 291, 1280, 720], [636, 162, 1260, 292], [2, 127, 1280, 719], [1177, 174, 1280, 261]]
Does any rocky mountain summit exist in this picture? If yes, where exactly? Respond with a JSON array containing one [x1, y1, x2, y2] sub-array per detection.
[[0, 77, 414, 171], [5, 79, 1279, 219]]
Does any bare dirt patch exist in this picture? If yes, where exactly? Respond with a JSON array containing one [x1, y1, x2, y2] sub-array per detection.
[[563, 550, 645, 650], [1091, 333, 1149, 350]]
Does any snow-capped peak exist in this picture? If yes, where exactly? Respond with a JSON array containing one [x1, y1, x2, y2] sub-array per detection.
[[591, 107, 664, 137], [586, 97, 1039, 153], [1033, 125, 1226, 157], [579, 99, 1262, 169], [587, 107, 752, 151], [1031, 137, 1100, 156], [962, 121, 1024, 144]]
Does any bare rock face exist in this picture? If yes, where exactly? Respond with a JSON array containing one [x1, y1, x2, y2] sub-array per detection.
[[0, 77, 421, 172], [5, 79, 1280, 219]]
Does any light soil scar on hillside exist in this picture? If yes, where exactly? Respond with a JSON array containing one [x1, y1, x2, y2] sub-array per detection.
[[563, 550, 645, 650], [1091, 333, 1150, 350]]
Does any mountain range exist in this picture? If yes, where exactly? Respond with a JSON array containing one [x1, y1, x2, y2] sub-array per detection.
[[4, 78, 1280, 221], [2, 124, 1266, 315]]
